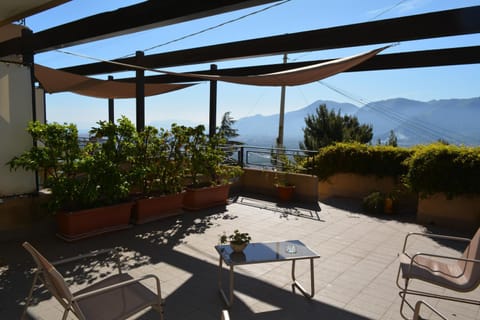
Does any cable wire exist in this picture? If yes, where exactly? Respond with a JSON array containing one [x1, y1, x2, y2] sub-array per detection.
[[317, 80, 468, 144], [118, 0, 292, 59], [370, 0, 411, 21]]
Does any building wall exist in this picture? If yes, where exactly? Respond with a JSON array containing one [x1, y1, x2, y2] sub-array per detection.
[[0, 62, 36, 196]]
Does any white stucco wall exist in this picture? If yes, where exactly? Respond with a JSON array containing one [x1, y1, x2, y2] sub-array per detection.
[[0, 62, 36, 196], [35, 87, 46, 123]]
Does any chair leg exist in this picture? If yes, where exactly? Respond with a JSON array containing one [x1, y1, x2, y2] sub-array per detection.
[[399, 278, 411, 320], [21, 271, 40, 320], [61, 309, 70, 320]]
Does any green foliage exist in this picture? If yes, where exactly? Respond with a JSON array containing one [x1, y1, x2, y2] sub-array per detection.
[[9, 119, 135, 212], [387, 130, 398, 147], [308, 142, 480, 197], [130, 124, 189, 195], [8, 121, 92, 211], [8, 121, 81, 178], [87, 116, 136, 205], [301, 104, 373, 150], [9, 119, 245, 212], [404, 144, 480, 197], [184, 125, 242, 187], [362, 191, 386, 215], [309, 142, 413, 180], [218, 111, 242, 145], [220, 229, 252, 245]]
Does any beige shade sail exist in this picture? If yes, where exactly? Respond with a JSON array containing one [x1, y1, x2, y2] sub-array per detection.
[[34, 64, 195, 99], [163, 45, 390, 86]]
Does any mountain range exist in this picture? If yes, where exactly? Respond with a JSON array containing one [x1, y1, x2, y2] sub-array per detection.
[[234, 97, 480, 148]]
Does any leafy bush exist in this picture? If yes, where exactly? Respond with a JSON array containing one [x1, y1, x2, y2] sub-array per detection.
[[309, 142, 412, 180], [9, 118, 135, 212], [404, 144, 480, 197], [307, 142, 480, 197], [362, 191, 386, 214]]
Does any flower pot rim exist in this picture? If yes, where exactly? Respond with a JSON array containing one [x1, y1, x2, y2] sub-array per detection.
[[57, 201, 134, 215]]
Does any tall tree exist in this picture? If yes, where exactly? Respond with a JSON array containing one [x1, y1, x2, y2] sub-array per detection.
[[217, 111, 242, 145], [301, 104, 372, 150], [387, 130, 398, 147]]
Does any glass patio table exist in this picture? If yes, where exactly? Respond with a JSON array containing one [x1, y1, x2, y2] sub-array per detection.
[[214, 240, 320, 307]]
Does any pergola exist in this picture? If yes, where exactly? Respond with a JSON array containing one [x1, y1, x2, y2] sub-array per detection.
[[1, 2, 479, 132]]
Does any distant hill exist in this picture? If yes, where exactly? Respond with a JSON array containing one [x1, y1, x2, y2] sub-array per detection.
[[234, 97, 480, 148]]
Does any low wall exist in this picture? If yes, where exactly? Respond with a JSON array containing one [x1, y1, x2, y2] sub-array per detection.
[[0, 193, 54, 241], [317, 173, 417, 214], [318, 173, 397, 200], [234, 168, 318, 202], [418, 193, 480, 232]]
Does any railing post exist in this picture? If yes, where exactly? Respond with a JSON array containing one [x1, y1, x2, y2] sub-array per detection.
[[238, 146, 244, 167]]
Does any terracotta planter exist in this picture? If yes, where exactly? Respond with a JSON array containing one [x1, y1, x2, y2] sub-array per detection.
[[230, 242, 248, 253], [56, 202, 133, 241], [384, 197, 394, 214], [183, 184, 230, 210], [133, 192, 184, 224], [276, 184, 295, 202]]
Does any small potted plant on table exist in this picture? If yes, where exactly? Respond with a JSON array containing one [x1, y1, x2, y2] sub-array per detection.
[[220, 229, 252, 253]]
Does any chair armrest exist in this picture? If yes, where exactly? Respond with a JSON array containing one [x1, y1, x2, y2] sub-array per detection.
[[52, 248, 122, 274], [413, 300, 448, 320], [410, 252, 480, 265], [403, 252, 480, 276], [73, 274, 163, 302], [401, 232, 471, 253]]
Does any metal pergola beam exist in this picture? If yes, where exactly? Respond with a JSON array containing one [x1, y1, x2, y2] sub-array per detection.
[[0, 0, 281, 56], [60, 6, 480, 76], [114, 46, 480, 84]]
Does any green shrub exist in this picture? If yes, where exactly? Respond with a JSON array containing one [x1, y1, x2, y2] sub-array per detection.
[[362, 191, 385, 214], [307, 142, 480, 197], [404, 144, 480, 197], [308, 142, 412, 180]]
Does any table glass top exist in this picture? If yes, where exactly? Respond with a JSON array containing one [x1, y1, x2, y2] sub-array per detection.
[[215, 240, 319, 266]]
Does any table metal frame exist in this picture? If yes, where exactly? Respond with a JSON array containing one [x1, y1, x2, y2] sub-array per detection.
[[215, 240, 319, 307]]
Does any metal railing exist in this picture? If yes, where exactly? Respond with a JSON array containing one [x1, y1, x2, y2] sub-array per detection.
[[78, 138, 317, 172], [222, 145, 317, 172]]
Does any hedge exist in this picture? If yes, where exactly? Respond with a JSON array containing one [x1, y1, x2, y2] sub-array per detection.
[[404, 144, 480, 197], [309, 142, 412, 180], [307, 142, 480, 196]]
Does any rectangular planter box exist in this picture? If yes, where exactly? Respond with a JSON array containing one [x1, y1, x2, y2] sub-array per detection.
[[183, 184, 230, 210], [56, 202, 133, 241], [133, 192, 184, 224]]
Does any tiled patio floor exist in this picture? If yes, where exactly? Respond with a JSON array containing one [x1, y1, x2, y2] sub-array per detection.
[[1, 195, 479, 319]]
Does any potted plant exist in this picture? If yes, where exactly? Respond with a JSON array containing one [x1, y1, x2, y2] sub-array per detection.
[[9, 118, 135, 241], [272, 150, 298, 202], [362, 191, 398, 215], [220, 229, 252, 253], [182, 125, 243, 210], [130, 124, 189, 223]]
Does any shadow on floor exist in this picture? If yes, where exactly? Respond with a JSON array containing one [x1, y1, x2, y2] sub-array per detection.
[[2, 207, 370, 320]]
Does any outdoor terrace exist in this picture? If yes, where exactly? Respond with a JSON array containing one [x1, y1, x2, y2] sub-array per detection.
[[1, 195, 479, 320]]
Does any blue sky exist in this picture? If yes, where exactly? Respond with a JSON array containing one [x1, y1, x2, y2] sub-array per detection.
[[27, 0, 480, 130]]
